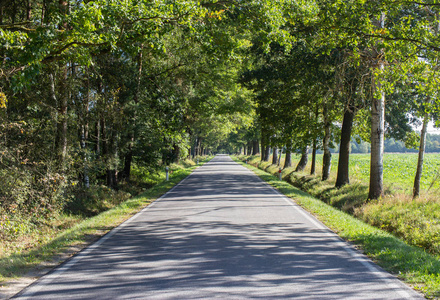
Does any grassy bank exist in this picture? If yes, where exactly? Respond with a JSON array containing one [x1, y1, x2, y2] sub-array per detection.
[[235, 157, 440, 298], [0, 157, 211, 285], [241, 154, 440, 255]]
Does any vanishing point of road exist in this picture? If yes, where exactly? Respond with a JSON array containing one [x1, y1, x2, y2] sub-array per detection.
[[15, 155, 424, 299]]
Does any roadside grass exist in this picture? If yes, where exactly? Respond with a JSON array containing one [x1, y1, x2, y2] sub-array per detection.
[[241, 154, 440, 255], [235, 158, 440, 298], [0, 157, 210, 284]]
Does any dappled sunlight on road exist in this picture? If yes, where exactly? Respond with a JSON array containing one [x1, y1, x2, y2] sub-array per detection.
[[15, 155, 423, 300]]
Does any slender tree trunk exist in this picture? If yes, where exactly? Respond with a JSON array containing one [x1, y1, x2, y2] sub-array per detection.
[[277, 149, 281, 166], [311, 139, 317, 175], [260, 133, 267, 161], [295, 146, 309, 172], [336, 105, 355, 187], [81, 77, 90, 188], [322, 102, 332, 181], [102, 118, 117, 189], [284, 147, 292, 169], [80, 126, 89, 188], [41, 0, 45, 24], [413, 112, 429, 198], [197, 137, 202, 156], [106, 131, 118, 189], [368, 71, 385, 199], [272, 147, 278, 164], [122, 48, 143, 182], [26, 0, 32, 20], [368, 12, 386, 200], [95, 121, 100, 154], [100, 118, 107, 157], [53, 0, 69, 170], [50, 70, 68, 170]]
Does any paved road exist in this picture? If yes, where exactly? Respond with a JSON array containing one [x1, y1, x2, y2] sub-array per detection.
[[15, 155, 423, 299]]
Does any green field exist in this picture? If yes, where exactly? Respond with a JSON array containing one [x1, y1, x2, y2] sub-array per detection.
[[284, 153, 440, 195]]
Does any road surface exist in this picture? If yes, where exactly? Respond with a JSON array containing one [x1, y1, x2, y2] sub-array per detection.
[[15, 155, 423, 299]]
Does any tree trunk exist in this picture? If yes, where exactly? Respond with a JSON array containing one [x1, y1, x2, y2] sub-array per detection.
[[368, 71, 385, 200], [322, 103, 332, 181], [122, 141, 133, 181], [264, 144, 270, 161], [197, 137, 202, 156], [80, 126, 90, 188], [260, 132, 267, 161], [277, 149, 281, 166], [413, 112, 429, 198], [295, 146, 309, 172], [50, 70, 68, 170], [252, 140, 259, 155], [95, 121, 100, 154], [106, 131, 118, 189], [336, 105, 355, 187], [100, 117, 106, 150], [284, 148, 292, 169], [107, 169, 117, 189], [122, 48, 143, 182], [272, 148, 278, 164], [311, 139, 317, 175], [26, 0, 31, 20], [368, 12, 386, 200], [80, 77, 90, 188]]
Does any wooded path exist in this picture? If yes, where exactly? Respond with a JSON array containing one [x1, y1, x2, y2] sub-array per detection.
[[15, 155, 423, 299]]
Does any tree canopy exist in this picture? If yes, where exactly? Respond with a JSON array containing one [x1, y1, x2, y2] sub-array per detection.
[[2, 0, 440, 223]]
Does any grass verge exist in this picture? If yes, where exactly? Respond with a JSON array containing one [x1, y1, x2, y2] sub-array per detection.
[[235, 157, 440, 299], [0, 157, 211, 288]]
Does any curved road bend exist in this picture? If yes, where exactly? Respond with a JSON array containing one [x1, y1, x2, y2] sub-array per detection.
[[15, 155, 423, 299]]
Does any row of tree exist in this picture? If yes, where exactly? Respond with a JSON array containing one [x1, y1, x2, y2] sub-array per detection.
[[226, 135, 440, 155], [0, 0, 266, 218], [222, 1, 440, 199], [2, 0, 440, 221]]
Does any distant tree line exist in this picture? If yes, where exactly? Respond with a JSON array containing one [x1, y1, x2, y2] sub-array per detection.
[[343, 134, 440, 154]]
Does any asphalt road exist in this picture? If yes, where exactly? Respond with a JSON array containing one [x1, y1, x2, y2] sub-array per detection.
[[15, 155, 424, 299]]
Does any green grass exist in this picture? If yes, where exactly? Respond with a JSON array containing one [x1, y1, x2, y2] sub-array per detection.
[[235, 158, 440, 299], [241, 153, 440, 255], [257, 153, 440, 193], [0, 157, 211, 284]]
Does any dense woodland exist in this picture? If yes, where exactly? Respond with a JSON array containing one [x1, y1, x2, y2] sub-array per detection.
[[2, 0, 440, 226]]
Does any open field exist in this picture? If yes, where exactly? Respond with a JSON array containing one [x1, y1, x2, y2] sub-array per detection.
[[268, 153, 440, 195]]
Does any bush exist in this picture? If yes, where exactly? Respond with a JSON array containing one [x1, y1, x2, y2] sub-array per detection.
[[66, 186, 131, 217]]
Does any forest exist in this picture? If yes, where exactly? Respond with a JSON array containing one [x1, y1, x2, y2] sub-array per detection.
[[1, 1, 440, 247]]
